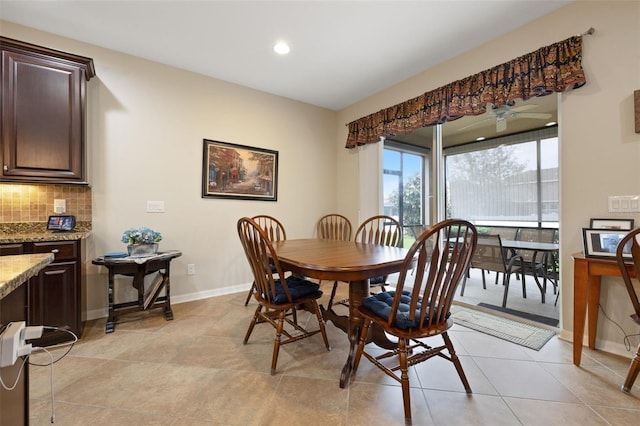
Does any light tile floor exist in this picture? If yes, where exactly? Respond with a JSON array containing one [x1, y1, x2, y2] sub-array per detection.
[[28, 282, 639, 426]]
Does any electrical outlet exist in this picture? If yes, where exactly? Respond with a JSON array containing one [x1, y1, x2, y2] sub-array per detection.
[[187, 264, 196, 275], [54, 199, 66, 214]]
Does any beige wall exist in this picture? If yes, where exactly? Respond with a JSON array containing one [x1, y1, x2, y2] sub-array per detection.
[[337, 1, 640, 356], [2, 0, 639, 356], [1, 21, 339, 318]]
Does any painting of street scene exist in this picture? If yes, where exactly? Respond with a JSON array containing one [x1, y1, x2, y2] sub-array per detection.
[[202, 139, 278, 201]]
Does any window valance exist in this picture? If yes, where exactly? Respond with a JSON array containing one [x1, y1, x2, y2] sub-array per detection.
[[345, 35, 587, 149]]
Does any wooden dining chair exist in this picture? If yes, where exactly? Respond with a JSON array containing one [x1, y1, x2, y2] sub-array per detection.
[[615, 227, 640, 393], [316, 214, 352, 309], [237, 217, 331, 375], [326, 215, 402, 309], [352, 219, 477, 425], [243, 215, 287, 306], [317, 213, 352, 241], [463, 234, 525, 308]]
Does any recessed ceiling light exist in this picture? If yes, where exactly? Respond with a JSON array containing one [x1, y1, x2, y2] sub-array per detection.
[[476, 136, 485, 141], [273, 42, 290, 55], [545, 121, 557, 127]]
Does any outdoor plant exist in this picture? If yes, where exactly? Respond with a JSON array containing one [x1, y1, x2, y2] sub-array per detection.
[[121, 227, 163, 245]]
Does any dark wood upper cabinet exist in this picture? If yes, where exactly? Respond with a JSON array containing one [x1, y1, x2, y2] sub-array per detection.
[[1, 36, 95, 184]]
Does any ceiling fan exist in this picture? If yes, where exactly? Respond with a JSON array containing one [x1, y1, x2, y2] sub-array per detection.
[[459, 103, 552, 133]]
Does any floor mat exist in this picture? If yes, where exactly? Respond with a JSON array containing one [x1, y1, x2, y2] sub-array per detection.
[[477, 302, 559, 327], [451, 306, 556, 350]]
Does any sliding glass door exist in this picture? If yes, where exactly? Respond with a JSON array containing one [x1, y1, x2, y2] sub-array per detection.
[[383, 141, 430, 246]]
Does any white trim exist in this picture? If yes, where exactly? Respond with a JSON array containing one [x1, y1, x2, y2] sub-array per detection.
[[85, 282, 252, 321]]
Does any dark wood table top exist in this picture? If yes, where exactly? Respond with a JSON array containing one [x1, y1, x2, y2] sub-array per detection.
[[272, 238, 409, 282]]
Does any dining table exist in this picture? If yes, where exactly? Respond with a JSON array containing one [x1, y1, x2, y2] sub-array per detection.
[[501, 239, 559, 303], [271, 238, 409, 388]]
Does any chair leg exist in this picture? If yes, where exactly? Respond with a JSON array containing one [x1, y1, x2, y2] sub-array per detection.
[[622, 343, 640, 393], [397, 338, 412, 425], [443, 332, 471, 393], [502, 274, 510, 308], [244, 282, 256, 306], [312, 300, 332, 351], [352, 319, 371, 372], [327, 280, 339, 310], [270, 310, 286, 375], [243, 305, 261, 343]]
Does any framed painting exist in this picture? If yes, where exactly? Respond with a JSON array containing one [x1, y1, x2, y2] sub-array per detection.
[[589, 218, 634, 230], [582, 228, 632, 258], [202, 139, 278, 201]]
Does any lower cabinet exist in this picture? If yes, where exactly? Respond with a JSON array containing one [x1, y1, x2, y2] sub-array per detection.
[[0, 239, 83, 346]]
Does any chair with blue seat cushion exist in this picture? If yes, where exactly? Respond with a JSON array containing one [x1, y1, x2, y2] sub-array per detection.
[[353, 218, 477, 425], [326, 215, 401, 310], [237, 217, 331, 375], [316, 214, 353, 309], [244, 215, 287, 306]]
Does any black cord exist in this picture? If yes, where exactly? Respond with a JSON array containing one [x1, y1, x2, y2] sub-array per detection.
[[598, 304, 640, 352], [28, 326, 78, 366]]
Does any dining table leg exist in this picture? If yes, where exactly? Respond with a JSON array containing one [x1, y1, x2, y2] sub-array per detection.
[[339, 278, 368, 388]]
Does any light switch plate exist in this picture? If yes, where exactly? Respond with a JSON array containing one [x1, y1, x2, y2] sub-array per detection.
[[608, 195, 640, 213], [146, 201, 165, 213]]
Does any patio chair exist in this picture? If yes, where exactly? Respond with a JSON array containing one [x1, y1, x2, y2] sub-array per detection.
[[463, 234, 525, 308]]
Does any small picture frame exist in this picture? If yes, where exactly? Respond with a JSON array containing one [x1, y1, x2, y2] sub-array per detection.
[[589, 218, 634, 230], [582, 228, 632, 258], [202, 139, 278, 201]]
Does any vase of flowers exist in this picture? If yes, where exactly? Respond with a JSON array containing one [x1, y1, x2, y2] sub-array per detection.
[[121, 227, 162, 258]]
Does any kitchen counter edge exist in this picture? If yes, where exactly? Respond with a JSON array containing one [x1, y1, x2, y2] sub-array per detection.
[[0, 253, 54, 300]]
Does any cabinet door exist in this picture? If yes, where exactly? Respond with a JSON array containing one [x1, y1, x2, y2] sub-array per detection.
[[1, 37, 94, 184], [29, 260, 78, 331]]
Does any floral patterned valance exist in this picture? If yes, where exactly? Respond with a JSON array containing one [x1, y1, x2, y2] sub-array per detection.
[[345, 35, 586, 148]]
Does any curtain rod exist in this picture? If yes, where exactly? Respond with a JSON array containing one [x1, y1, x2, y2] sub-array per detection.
[[581, 27, 595, 36]]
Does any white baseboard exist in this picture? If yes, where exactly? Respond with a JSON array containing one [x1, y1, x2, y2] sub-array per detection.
[[85, 282, 251, 321], [558, 329, 638, 360]]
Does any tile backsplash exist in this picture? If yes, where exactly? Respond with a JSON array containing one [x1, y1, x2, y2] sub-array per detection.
[[0, 183, 92, 223]]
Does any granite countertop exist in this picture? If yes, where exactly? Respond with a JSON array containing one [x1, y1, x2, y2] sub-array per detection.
[[0, 230, 91, 244], [0, 253, 54, 300], [0, 221, 91, 244]]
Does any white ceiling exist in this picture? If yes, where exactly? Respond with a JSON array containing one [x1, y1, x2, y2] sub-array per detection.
[[0, 0, 572, 111]]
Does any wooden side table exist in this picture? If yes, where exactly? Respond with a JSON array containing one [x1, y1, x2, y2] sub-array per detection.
[[92, 250, 182, 333]]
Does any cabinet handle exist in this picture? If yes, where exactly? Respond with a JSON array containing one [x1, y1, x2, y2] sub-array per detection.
[[51, 249, 59, 254]]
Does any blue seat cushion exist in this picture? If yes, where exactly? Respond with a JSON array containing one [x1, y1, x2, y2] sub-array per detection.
[[362, 290, 450, 330], [369, 276, 385, 285], [270, 276, 320, 304]]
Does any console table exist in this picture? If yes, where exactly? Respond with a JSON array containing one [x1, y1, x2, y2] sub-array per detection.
[[572, 252, 635, 365], [92, 250, 181, 333]]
